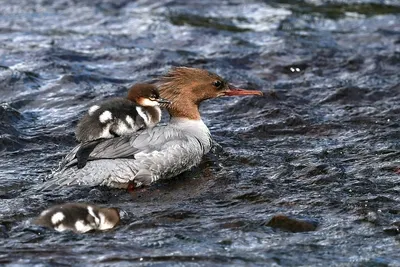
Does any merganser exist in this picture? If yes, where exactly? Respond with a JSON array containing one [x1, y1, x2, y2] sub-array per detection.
[[35, 203, 120, 233], [75, 83, 170, 143], [44, 67, 263, 189]]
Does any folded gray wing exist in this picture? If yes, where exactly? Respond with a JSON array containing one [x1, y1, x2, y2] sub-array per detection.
[[39, 125, 183, 190], [87, 126, 172, 159], [54, 135, 140, 170], [59, 127, 172, 169], [88, 134, 142, 159]]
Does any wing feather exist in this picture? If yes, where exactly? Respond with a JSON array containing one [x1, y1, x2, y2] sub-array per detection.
[[56, 125, 180, 170], [40, 121, 211, 190]]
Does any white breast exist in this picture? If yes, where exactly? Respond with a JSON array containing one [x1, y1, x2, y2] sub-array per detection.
[[170, 118, 212, 153]]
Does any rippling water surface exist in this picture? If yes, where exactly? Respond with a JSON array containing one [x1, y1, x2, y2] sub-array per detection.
[[1, 0, 400, 265]]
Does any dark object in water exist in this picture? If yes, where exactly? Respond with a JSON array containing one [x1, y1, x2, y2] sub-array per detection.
[[266, 214, 318, 232]]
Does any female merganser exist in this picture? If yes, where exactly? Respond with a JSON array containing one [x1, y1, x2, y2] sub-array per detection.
[[75, 83, 170, 143], [35, 203, 120, 233], [44, 67, 263, 189]]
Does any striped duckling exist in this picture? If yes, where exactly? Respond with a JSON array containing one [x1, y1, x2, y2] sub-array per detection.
[[35, 203, 120, 233], [75, 83, 170, 143]]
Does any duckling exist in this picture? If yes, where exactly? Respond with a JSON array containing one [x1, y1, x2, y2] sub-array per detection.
[[75, 83, 170, 143], [35, 203, 120, 233]]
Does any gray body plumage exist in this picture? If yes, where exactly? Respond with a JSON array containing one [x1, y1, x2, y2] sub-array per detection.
[[45, 118, 212, 188], [75, 98, 161, 142]]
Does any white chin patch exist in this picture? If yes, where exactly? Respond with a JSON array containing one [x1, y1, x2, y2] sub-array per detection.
[[51, 212, 65, 225], [88, 105, 100, 115], [140, 99, 158, 107], [99, 110, 113, 123]]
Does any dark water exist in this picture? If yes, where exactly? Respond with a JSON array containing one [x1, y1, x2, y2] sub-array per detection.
[[1, 0, 400, 265]]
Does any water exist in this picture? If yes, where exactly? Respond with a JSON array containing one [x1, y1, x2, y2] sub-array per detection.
[[1, 0, 400, 265]]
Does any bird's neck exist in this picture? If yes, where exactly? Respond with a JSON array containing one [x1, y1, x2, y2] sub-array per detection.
[[167, 98, 201, 121], [158, 80, 203, 120]]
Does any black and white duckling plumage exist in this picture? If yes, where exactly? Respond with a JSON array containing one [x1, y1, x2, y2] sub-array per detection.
[[35, 203, 120, 233], [75, 83, 170, 143]]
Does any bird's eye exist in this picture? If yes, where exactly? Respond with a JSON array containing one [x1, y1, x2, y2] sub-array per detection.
[[213, 80, 222, 88], [149, 94, 157, 101]]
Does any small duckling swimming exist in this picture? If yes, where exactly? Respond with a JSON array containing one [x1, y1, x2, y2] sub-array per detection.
[[35, 203, 120, 233], [75, 83, 170, 143]]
